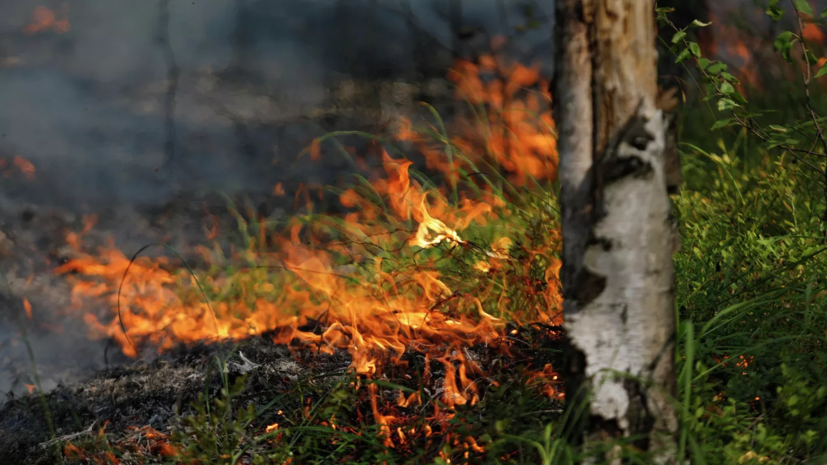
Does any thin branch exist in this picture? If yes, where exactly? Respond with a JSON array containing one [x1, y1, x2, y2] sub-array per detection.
[[790, 0, 827, 237], [39, 421, 97, 448], [660, 15, 827, 176]]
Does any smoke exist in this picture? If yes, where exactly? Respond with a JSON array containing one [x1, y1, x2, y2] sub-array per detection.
[[0, 0, 553, 397], [0, 0, 552, 209]]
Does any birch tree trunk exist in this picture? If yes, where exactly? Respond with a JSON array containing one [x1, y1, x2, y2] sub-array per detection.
[[552, 1, 679, 462]]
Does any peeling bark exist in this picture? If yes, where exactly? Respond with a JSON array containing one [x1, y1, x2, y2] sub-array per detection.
[[552, 0, 679, 462]]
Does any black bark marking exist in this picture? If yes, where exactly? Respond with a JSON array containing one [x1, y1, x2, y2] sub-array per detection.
[[588, 237, 614, 252], [620, 304, 628, 325], [564, 345, 589, 447], [587, 379, 655, 452], [620, 114, 655, 149], [570, 267, 607, 306], [663, 113, 682, 195], [622, 378, 654, 451], [600, 155, 653, 186], [593, 111, 656, 208], [589, 415, 623, 439]]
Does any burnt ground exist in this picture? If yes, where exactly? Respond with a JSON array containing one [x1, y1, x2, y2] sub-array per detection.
[[0, 336, 343, 464], [0, 327, 564, 464]]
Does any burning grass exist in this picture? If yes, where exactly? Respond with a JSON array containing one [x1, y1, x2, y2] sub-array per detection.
[[1, 48, 568, 463]]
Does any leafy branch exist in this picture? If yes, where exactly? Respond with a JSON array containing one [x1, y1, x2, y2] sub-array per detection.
[[657, 3, 827, 227]]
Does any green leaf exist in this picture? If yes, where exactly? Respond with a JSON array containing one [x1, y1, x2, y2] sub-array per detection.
[[804, 49, 819, 64], [720, 72, 739, 83], [698, 57, 710, 69], [688, 42, 702, 57], [707, 62, 727, 74], [769, 125, 789, 132], [690, 19, 712, 27], [731, 91, 748, 104], [717, 98, 739, 111], [767, 0, 785, 20], [675, 48, 692, 63], [711, 118, 735, 130], [774, 31, 796, 62], [816, 63, 827, 78], [672, 30, 687, 44], [719, 82, 735, 94], [794, 0, 814, 17], [821, 8, 827, 19]]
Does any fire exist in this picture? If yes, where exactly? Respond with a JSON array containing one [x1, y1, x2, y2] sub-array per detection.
[[54, 47, 563, 447], [395, 44, 557, 189], [411, 197, 465, 248], [701, 11, 763, 91], [527, 363, 564, 399], [23, 298, 33, 320], [702, 4, 827, 93], [1, 155, 36, 181], [13, 156, 36, 180], [23, 5, 71, 35], [446, 40, 557, 186]]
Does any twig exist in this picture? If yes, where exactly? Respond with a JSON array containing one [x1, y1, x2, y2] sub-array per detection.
[[39, 421, 97, 448], [513, 408, 565, 418]]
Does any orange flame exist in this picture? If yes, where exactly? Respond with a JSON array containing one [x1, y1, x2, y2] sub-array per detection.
[[13, 156, 36, 180], [23, 5, 70, 35], [23, 298, 32, 320], [1, 155, 36, 181], [53, 49, 563, 443]]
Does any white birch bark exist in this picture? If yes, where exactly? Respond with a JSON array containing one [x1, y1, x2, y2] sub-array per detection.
[[552, 0, 679, 462]]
